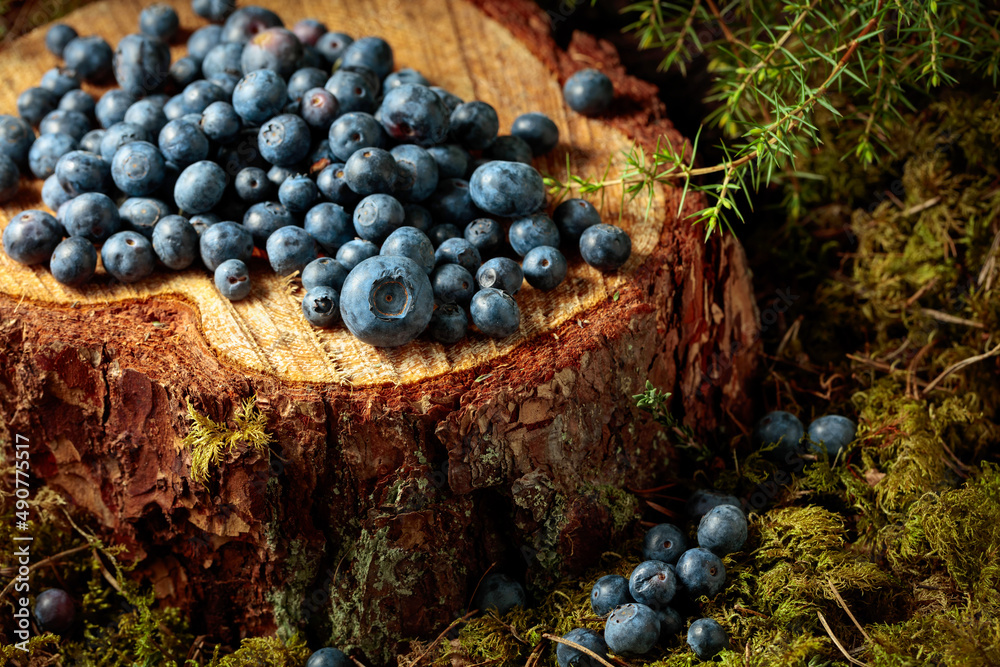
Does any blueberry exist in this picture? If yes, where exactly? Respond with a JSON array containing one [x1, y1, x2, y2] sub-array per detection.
[[506, 214, 557, 257], [556, 628, 608, 667], [403, 204, 433, 232], [463, 218, 502, 255], [152, 214, 198, 269], [579, 223, 631, 271], [188, 25, 224, 61], [339, 255, 434, 347], [563, 69, 614, 116], [265, 225, 316, 275], [752, 410, 804, 462], [471, 573, 527, 616], [316, 163, 359, 207], [522, 245, 567, 291], [95, 90, 136, 129], [40, 68, 81, 97], [697, 504, 748, 556], [0, 154, 18, 203], [643, 524, 687, 564], [431, 86, 464, 114], [511, 112, 559, 156], [42, 175, 72, 210], [298, 88, 340, 134], [175, 160, 226, 214], [54, 149, 110, 198], [324, 69, 377, 115], [427, 223, 461, 248], [469, 161, 545, 218], [591, 574, 631, 617], [336, 239, 378, 271], [110, 141, 165, 196], [687, 618, 728, 660], [235, 166, 273, 203], [485, 135, 533, 164], [302, 257, 348, 292], [200, 220, 253, 272], [192, 0, 236, 24], [58, 193, 118, 242], [258, 114, 311, 167], [686, 490, 742, 522], [604, 603, 659, 655], [328, 112, 384, 162], [46, 24, 78, 58], [59, 90, 97, 120], [291, 18, 327, 46], [429, 263, 474, 304], [17, 87, 60, 127], [353, 193, 404, 244], [287, 67, 328, 102], [305, 647, 350, 667], [140, 4, 179, 41], [122, 100, 167, 138], [554, 199, 601, 243], [379, 84, 450, 147], [343, 147, 397, 196], [99, 122, 148, 162], [315, 32, 354, 66], [426, 178, 481, 227], [119, 197, 170, 238], [449, 101, 499, 151], [628, 560, 677, 608], [113, 34, 171, 98], [214, 258, 252, 300], [426, 144, 469, 180], [381, 227, 435, 274], [390, 144, 438, 202], [29, 133, 79, 179], [179, 80, 228, 115], [202, 43, 244, 81], [101, 231, 154, 282], [304, 202, 352, 254], [274, 175, 316, 214], [341, 37, 393, 79], [384, 68, 430, 92], [0, 115, 36, 167], [49, 236, 97, 286], [63, 36, 114, 81], [79, 129, 105, 154], [200, 102, 241, 144], [434, 237, 481, 274], [428, 303, 467, 344], [169, 57, 202, 90], [33, 588, 75, 634], [240, 72, 300, 140], [807, 415, 857, 456], [241, 28, 303, 78], [243, 201, 295, 246], [267, 164, 295, 188], [158, 119, 209, 166], [470, 288, 519, 338], [675, 548, 726, 598], [188, 213, 220, 236], [3, 210, 62, 264], [221, 6, 284, 45], [476, 257, 523, 295]]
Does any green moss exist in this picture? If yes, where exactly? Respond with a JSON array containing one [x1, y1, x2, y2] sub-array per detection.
[[267, 538, 323, 640], [182, 394, 274, 486], [579, 483, 639, 533]]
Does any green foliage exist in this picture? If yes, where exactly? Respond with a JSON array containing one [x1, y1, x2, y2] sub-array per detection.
[[182, 394, 273, 485], [205, 635, 310, 667]]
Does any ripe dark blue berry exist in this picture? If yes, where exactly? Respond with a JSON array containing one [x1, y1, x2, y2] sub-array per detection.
[[101, 230, 155, 282], [123, 100, 168, 137], [96, 90, 136, 129], [3, 210, 62, 265], [563, 69, 614, 116], [434, 237, 481, 274], [426, 178, 481, 227], [243, 201, 295, 246], [221, 6, 284, 45], [266, 225, 316, 276], [339, 255, 434, 347], [604, 603, 659, 655], [299, 88, 340, 133], [391, 144, 438, 202], [522, 245, 567, 291], [278, 174, 319, 214], [428, 303, 467, 344], [188, 25, 223, 61], [292, 18, 327, 46], [192, 0, 236, 24], [215, 258, 252, 300], [201, 43, 244, 82], [476, 257, 523, 295], [449, 101, 499, 151], [28, 132, 78, 179], [579, 223, 631, 271], [508, 214, 559, 257], [169, 57, 202, 89], [59, 90, 97, 120], [472, 573, 527, 616], [118, 197, 170, 238], [233, 69, 288, 126], [378, 83, 450, 147], [431, 263, 475, 304], [287, 67, 328, 102], [687, 618, 728, 660], [152, 215, 199, 270], [40, 68, 81, 97], [463, 218, 503, 255], [259, 113, 311, 167], [353, 193, 404, 243], [675, 547, 726, 598], [591, 574, 631, 616], [485, 135, 533, 164], [427, 143, 469, 180], [302, 257, 348, 291], [554, 198, 601, 243], [0, 115, 36, 167], [381, 226, 435, 274], [315, 32, 354, 66], [241, 28, 303, 79], [63, 36, 114, 81], [427, 223, 461, 248], [50, 236, 97, 286], [33, 588, 76, 634], [752, 410, 804, 462], [42, 174, 72, 210], [628, 560, 677, 608], [46, 24, 78, 58], [140, 4, 180, 42], [470, 288, 519, 338], [469, 160, 545, 218], [113, 34, 171, 98], [643, 524, 687, 564], [18, 87, 60, 127], [341, 36, 394, 80], [305, 647, 350, 667], [686, 489, 741, 522], [54, 149, 110, 198], [111, 141, 165, 196], [557, 628, 608, 667], [344, 147, 397, 196], [511, 112, 559, 156], [0, 154, 18, 203], [158, 118, 209, 166], [807, 415, 857, 456], [304, 202, 352, 254], [200, 102, 241, 144], [328, 112, 384, 162], [336, 239, 378, 272], [697, 504, 748, 556], [656, 607, 683, 642], [200, 221, 254, 272], [302, 285, 340, 327], [60, 192, 120, 242], [175, 160, 226, 214]]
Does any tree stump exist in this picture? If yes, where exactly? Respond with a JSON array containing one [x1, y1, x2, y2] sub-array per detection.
[[0, 0, 760, 662]]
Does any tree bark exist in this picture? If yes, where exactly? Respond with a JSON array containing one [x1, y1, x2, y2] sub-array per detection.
[[0, 0, 760, 663]]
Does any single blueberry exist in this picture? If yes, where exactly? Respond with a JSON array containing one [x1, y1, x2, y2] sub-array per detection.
[[807, 415, 857, 456], [391, 144, 438, 202], [0, 154, 20, 202], [123, 100, 168, 138], [476, 257, 523, 295], [140, 4, 179, 41], [287, 67, 329, 102], [434, 237, 481, 274], [381, 226, 435, 274], [485, 135, 533, 164], [40, 68, 81, 98], [55, 149, 110, 197], [426, 143, 469, 180], [469, 161, 545, 218], [79, 129, 105, 154], [697, 505, 748, 556], [316, 163, 360, 208], [292, 18, 328, 46], [556, 628, 609, 667], [628, 560, 677, 608], [426, 178, 481, 227], [152, 215, 199, 270], [511, 112, 559, 156], [579, 223, 631, 271], [427, 223, 461, 248], [3, 210, 62, 265], [113, 34, 171, 98], [175, 161, 226, 214], [241, 28, 303, 79], [59, 90, 97, 120], [111, 141, 165, 196], [100, 122, 149, 162], [243, 201, 296, 246], [304, 202, 353, 254], [28, 132, 78, 179], [101, 230, 155, 282], [339, 255, 434, 347], [192, 0, 236, 24], [686, 490, 742, 522], [215, 258, 252, 300], [328, 112, 384, 162], [345, 147, 397, 196], [60, 192, 120, 242], [591, 574, 631, 617], [509, 214, 559, 257], [63, 36, 114, 82], [119, 197, 170, 239], [259, 114, 311, 167], [49, 236, 97, 286], [384, 68, 430, 92], [340, 37, 393, 79], [463, 218, 503, 256], [266, 225, 316, 276], [753, 410, 805, 462], [278, 174, 319, 214], [687, 618, 728, 660], [233, 69, 288, 126], [169, 57, 202, 90], [643, 524, 687, 564], [522, 245, 567, 291], [188, 25, 224, 61], [428, 303, 467, 344], [324, 69, 377, 115], [302, 285, 341, 328], [95, 90, 136, 129], [336, 239, 379, 272], [200, 102, 242, 144], [554, 198, 602, 243], [0, 115, 36, 167], [675, 548, 726, 598], [604, 603, 660, 655], [470, 288, 519, 338], [42, 174, 73, 211], [563, 69, 614, 116], [299, 88, 340, 134], [431, 263, 475, 304], [302, 257, 349, 292], [200, 221, 254, 272], [201, 43, 244, 82], [46, 24, 78, 58], [158, 118, 209, 166], [220, 6, 284, 45], [315, 32, 354, 67], [379, 83, 450, 147], [33, 588, 76, 634], [353, 193, 405, 244], [449, 101, 499, 151], [472, 573, 527, 616]]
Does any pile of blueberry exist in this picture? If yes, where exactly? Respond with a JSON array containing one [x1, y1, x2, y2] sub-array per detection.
[[558, 496, 748, 665], [0, 1, 630, 348], [753, 410, 858, 461]]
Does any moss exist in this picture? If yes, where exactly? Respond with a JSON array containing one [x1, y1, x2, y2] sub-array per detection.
[[579, 483, 640, 533], [206, 634, 310, 667], [267, 538, 323, 640], [182, 394, 274, 486]]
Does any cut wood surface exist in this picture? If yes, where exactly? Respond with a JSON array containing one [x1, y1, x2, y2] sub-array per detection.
[[0, 0, 761, 662]]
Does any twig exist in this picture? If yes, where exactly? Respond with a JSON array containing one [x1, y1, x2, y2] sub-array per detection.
[[904, 277, 939, 306], [0, 544, 90, 601], [827, 579, 872, 644], [818, 611, 868, 666], [921, 342, 1000, 396], [542, 634, 619, 667], [906, 341, 936, 399], [734, 604, 768, 619], [902, 196, 942, 216], [920, 309, 984, 329], [407, 610, 477, 667], [845, 354, 930, 387]]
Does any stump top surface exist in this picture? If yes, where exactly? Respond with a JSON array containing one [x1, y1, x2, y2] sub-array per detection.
[[0, 0, 668, 386]]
